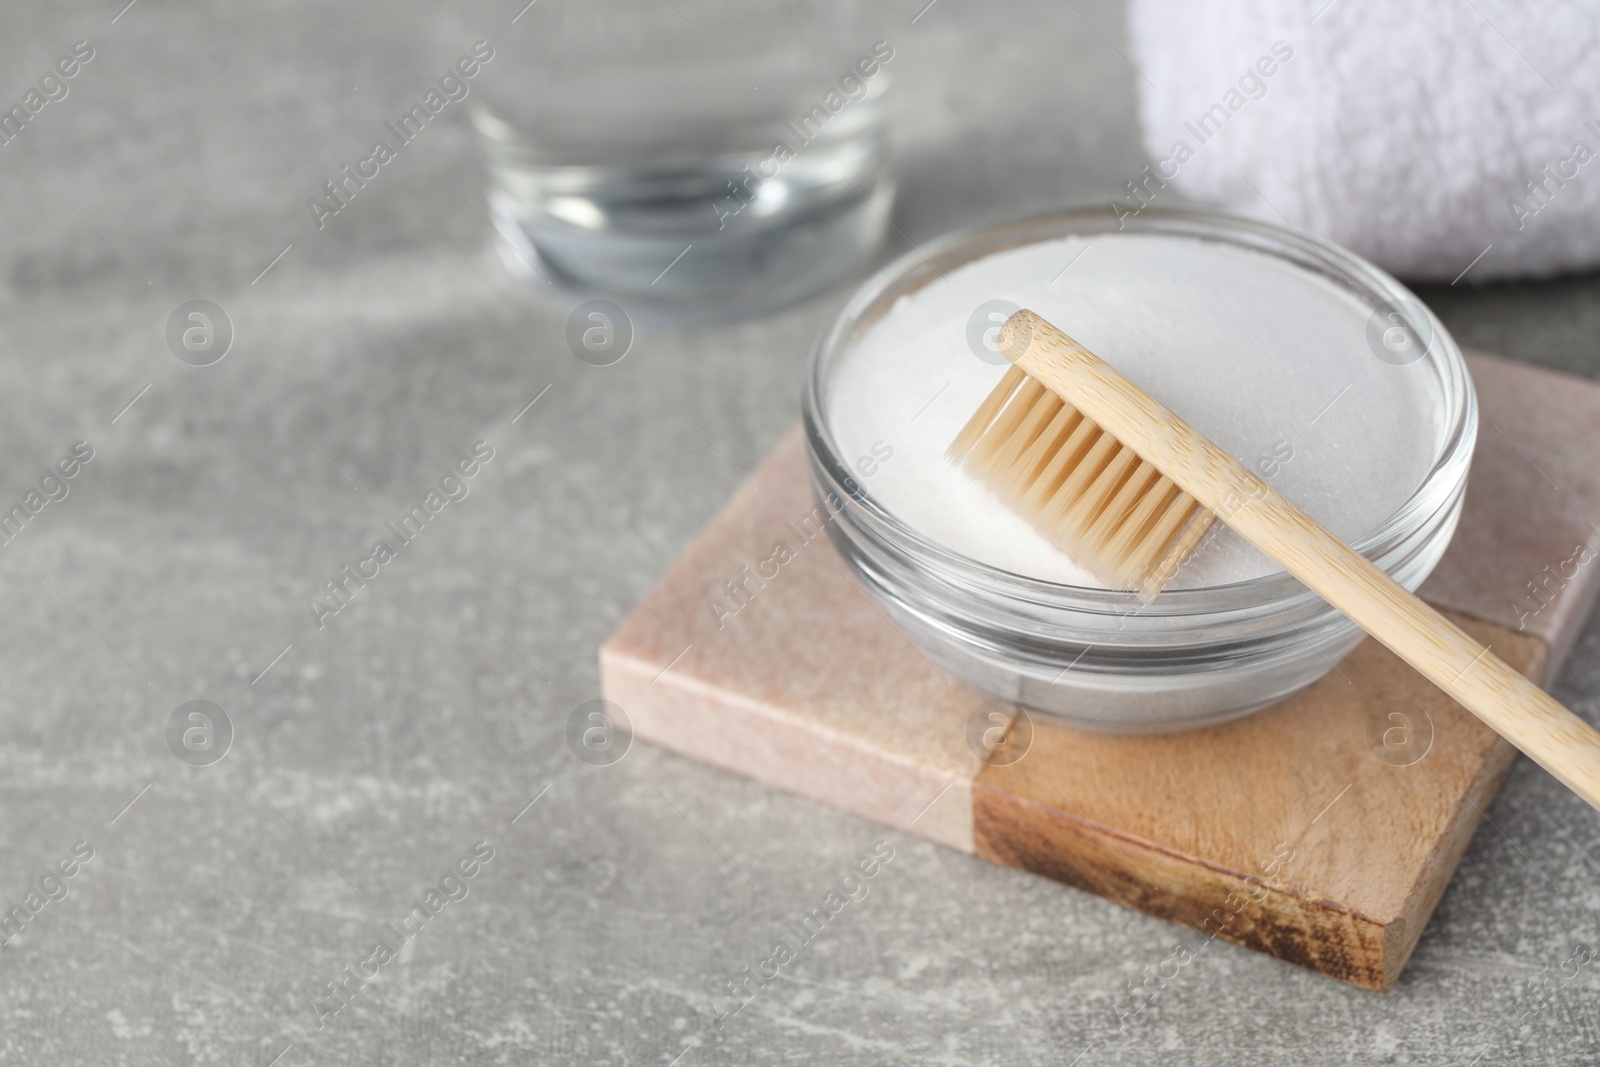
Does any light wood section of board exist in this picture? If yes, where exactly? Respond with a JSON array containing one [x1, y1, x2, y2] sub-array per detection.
[[972, 612, 1542, 990]]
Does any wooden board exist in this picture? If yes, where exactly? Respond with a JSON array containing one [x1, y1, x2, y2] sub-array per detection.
[[601, 351, 1600, 990]]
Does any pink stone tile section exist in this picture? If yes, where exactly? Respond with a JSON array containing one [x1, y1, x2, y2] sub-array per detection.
[[600, 425, 987, 852], [1420, 351, 1600, 675]]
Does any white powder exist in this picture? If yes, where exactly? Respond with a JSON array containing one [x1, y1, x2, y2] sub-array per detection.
[[828, 233, 1440, 588]]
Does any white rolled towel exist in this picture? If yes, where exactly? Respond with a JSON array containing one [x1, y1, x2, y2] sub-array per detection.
[[1124, 0, 1600, 282]]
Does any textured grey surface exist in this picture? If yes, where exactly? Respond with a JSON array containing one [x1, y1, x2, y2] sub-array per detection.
[[1, 1, 1599, 1065]]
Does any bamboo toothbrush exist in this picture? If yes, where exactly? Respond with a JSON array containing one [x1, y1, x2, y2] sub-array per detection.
[[951, 308, 1600, 812]]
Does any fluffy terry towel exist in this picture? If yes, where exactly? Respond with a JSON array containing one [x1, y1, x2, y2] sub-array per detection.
[[1125, 1, 1600, 282]]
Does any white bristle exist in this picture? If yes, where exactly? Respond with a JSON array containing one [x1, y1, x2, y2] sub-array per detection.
[[950, 368, 1214, 598]]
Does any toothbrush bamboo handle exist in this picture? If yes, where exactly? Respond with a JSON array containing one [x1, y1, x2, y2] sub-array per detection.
[[1002, 309, 1600, 812], [1232, 506, 1600, 811]]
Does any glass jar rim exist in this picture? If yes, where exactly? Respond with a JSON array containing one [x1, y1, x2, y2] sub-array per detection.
[[802, 205, 1477, 615]]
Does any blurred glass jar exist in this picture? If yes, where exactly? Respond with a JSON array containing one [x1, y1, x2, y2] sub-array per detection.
[[472, 1, 894, 324]]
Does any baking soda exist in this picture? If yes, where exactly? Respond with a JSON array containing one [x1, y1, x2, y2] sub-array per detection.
[[828, 233, 1439, 588]]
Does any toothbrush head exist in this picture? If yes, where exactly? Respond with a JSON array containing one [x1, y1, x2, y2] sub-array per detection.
[[948, 315, 1214, 599]]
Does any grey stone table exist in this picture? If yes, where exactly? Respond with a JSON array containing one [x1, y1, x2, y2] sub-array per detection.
[[1, 1, 1598, 1064]]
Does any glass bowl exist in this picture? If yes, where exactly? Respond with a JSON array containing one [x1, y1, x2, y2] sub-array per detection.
[[802, 207, 1476, 731]]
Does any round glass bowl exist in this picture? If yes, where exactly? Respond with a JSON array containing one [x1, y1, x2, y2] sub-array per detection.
[[802, 207, 1477, 731]]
